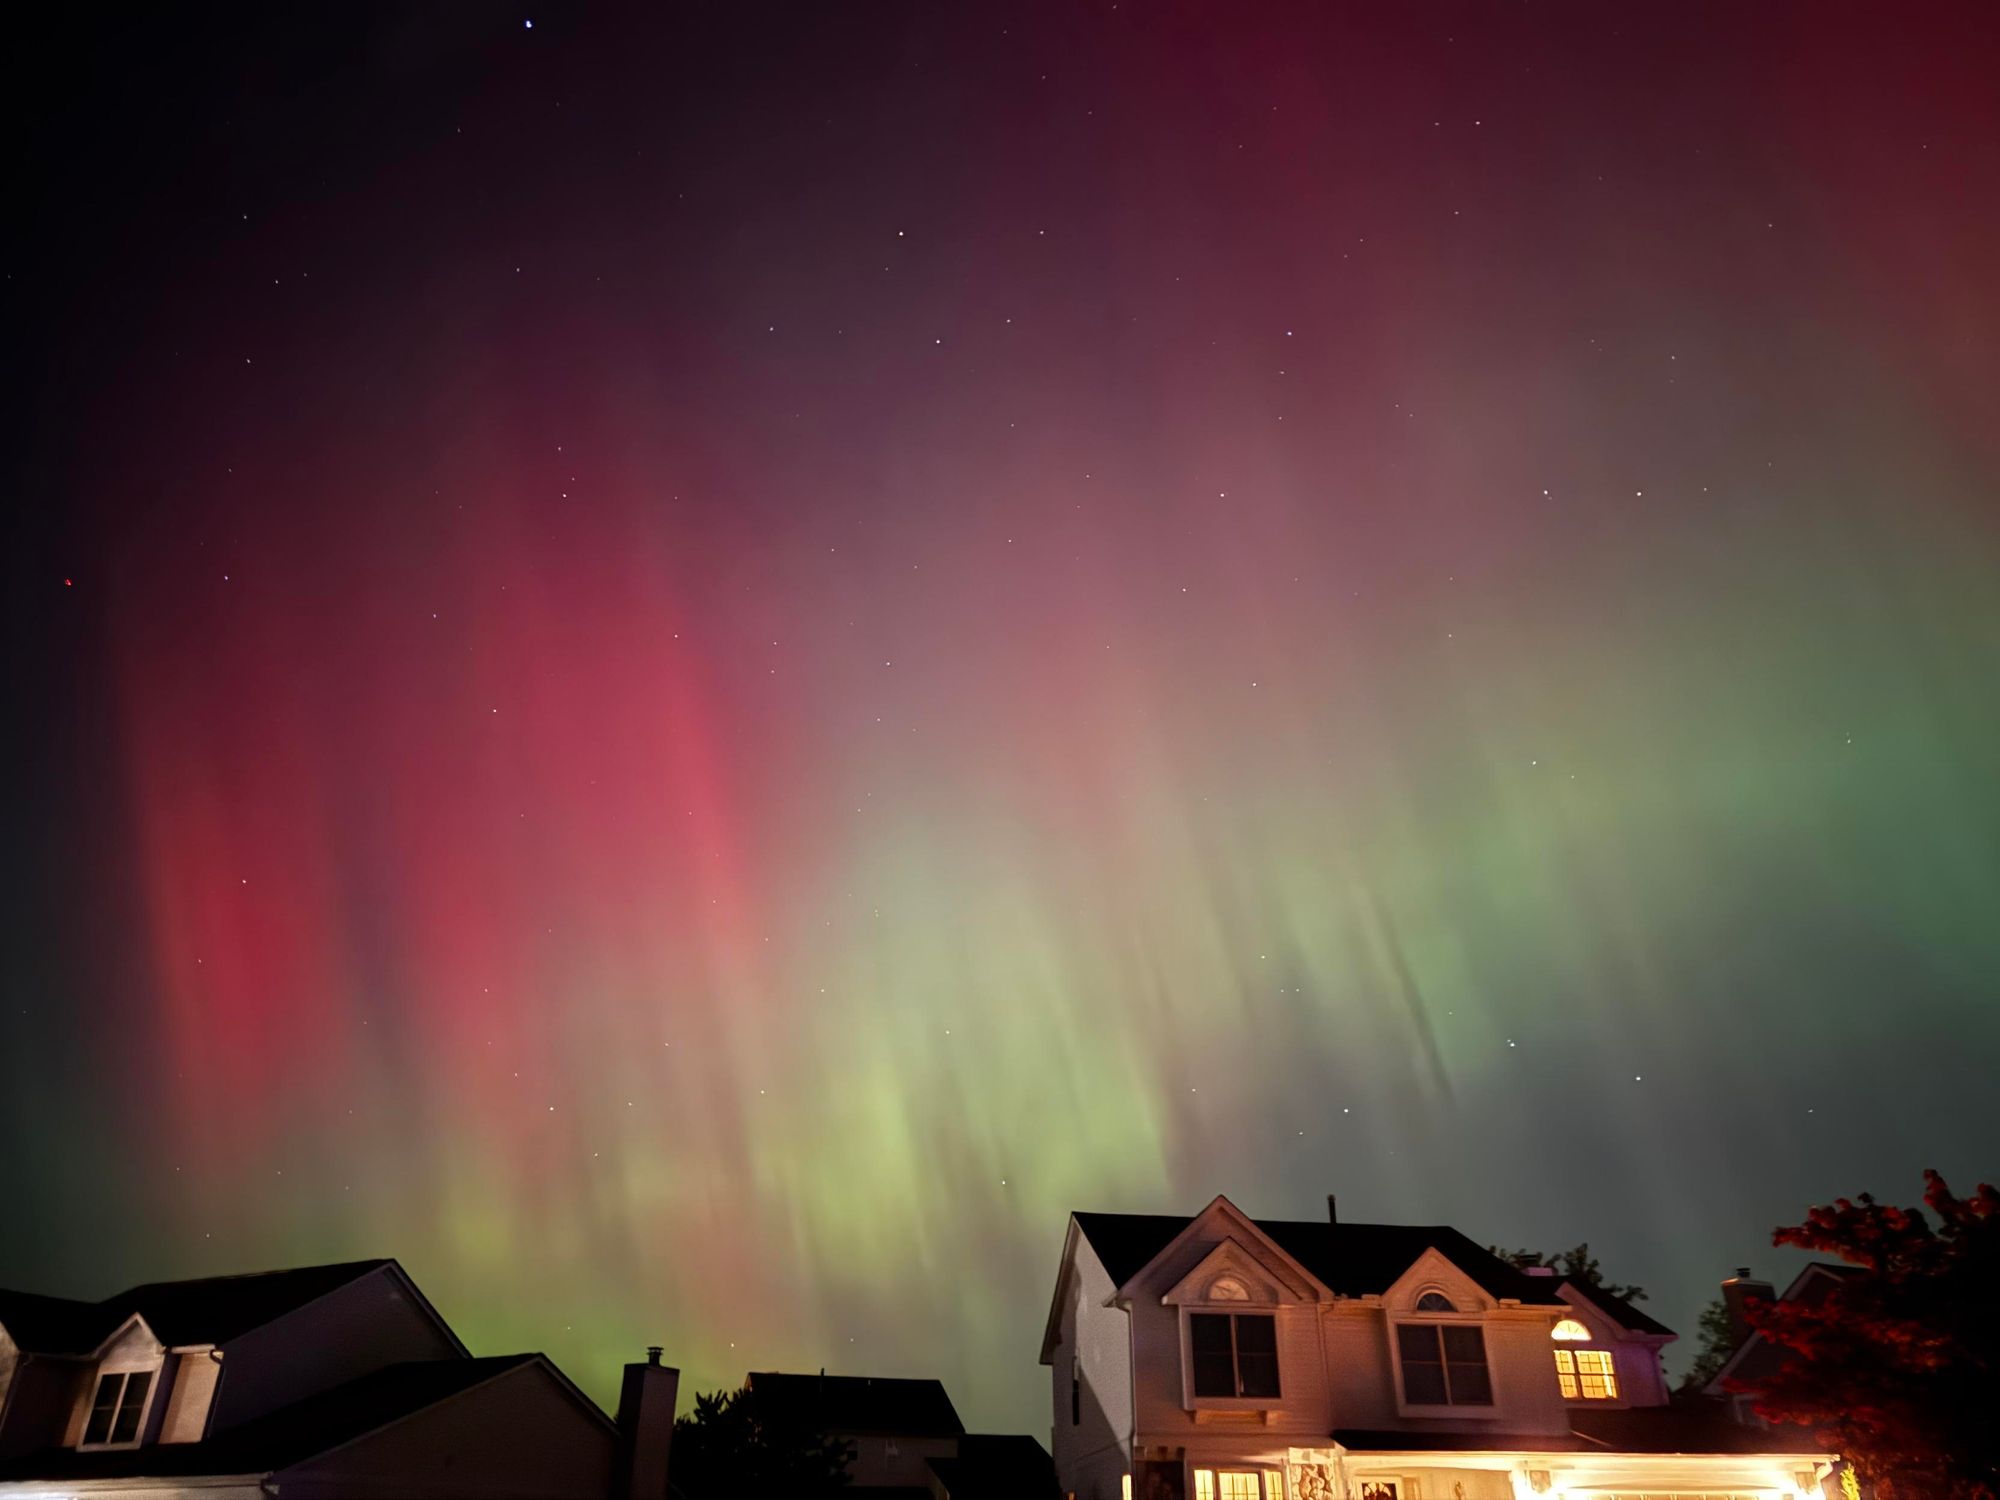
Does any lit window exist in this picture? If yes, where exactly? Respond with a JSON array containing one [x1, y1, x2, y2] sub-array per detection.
[[1553, 1347, 1619, 1400], [1551, 1318, 1592, 1341], [1189, 1312, 1280, 1398], [1193, 1473, 1284, 1500], [1414, 1291, 1456, 1312], [1396, 1323, 1492, 1405], [81, 1370, 154, 1447]]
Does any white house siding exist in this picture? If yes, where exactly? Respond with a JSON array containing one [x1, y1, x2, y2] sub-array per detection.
[[209, 1266, 460, 1430], [275, 1361, 616, 1500], [1051, 1234, 1134, 1500]]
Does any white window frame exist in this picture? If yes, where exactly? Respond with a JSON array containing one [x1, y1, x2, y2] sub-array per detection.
[[1388, 1307, 1497, 1417], [1178, 1302, 1283, 1412], [77, 1365, 160, 1450], [1192, 1468, 1287, 1500]]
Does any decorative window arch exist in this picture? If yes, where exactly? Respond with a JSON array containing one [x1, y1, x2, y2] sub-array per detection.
[[1414, 1290, 1456, 1313], [1207, 1276, 1251, 1302], [1551, 1318, 1592, 1341]]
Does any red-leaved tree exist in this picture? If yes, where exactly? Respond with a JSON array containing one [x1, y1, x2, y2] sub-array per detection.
[[1734, 1169, 1999, 1500]]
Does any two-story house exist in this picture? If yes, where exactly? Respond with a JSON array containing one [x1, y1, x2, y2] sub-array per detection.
[[1041, 1196, 1832, 1500], [0, 1259, 676, 1500]]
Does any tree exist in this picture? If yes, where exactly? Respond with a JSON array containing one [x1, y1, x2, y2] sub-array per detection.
[[1736, 1168, 2000, 1500], [1487, 1242, 1647, 1303], [669, 1385, 852, 1498], [1676, 1297, 1735, 1393]]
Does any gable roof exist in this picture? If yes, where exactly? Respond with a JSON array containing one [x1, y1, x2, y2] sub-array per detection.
[[0, 1260, 466, 1360], [0, 1355, 544, 1482], [1553, 1274, 1675, 1338], [112, 1260, 401, 1347], [1071, 1211, 1566, 1306], [746, 1372, 964, 1437]]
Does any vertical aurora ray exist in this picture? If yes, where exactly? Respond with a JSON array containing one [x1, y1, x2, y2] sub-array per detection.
[[5, 0, 2000, 1438]]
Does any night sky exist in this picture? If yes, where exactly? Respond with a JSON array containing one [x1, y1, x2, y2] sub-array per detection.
[[5, 2, 1999, 1437]]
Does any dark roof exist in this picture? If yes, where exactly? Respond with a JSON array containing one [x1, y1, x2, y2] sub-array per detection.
[[1071, 1212, 1565, 1306], [0, 1289, 119, 1356], [1554, 1275, 1676, 1338], [1569, 1407, 1830, 1455], [747, 1372, 965, 1437], [929, 1434, 1059, 1500], [116, 1260, 396, 1346], [0, 1355, 536, 1482], [0, 1261, 396, 1354]]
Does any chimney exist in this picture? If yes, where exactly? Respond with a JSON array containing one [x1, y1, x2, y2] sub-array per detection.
[[1326, 1194, 1338, 1224], [1721, 1267, 1775, 1346], [615, 1348, 679, 1500]]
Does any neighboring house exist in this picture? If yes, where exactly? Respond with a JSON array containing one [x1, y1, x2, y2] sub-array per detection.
[[1702, 1264, 1858, 1428], [745, 1371, 1058, 1499], [0, 1259, 676, 1500], [929, 1433, 1062, 1500], [1040, 1195, 1833, 1500]]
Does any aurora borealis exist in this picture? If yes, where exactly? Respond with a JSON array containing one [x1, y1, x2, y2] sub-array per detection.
[[5, 1, 1999, 1437]]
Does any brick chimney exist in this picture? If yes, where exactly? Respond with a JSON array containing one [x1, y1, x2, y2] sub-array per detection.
[[1720, 1267, 1775, 1346], [1326, 1194, 1338, 1224], [615, 1347, 679, 1500]]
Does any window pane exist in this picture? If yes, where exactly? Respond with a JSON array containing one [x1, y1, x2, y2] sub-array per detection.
[[1415, 1291, 1455, 1312], [110, 1370, 152, 1443], [1234, 1315, 1280, 1398], [1440, 1325, 1486, 1362], [1195, 1472, 1217, 1500], [83, 1375, 122, 1445], [1577, 1349, 1618, 1400], [1220, 1476, 1261, 1500], [1441, 1325, 1490, 1404], [1397, 1324, 1448, 1405], [1264, 1471, 1287, 1499], [1191, 1314, 1236, 1397], [1552, 1349, 1579, 1399]]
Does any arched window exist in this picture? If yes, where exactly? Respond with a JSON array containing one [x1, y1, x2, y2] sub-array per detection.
[[1551, 1318, 1592, 1341], [1414, 1291, 1455, 1313], [1207, 1276, 1251, 1302]]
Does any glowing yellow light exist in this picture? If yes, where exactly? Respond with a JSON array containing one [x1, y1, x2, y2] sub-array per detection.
[[1551, 1318, 1592, 1341]]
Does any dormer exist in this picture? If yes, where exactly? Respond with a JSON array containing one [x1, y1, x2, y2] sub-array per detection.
[[69, 1315, 167, 1449], [1380, 1249, 1500, 1417], [1142, 1201, 1331, 1420]]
